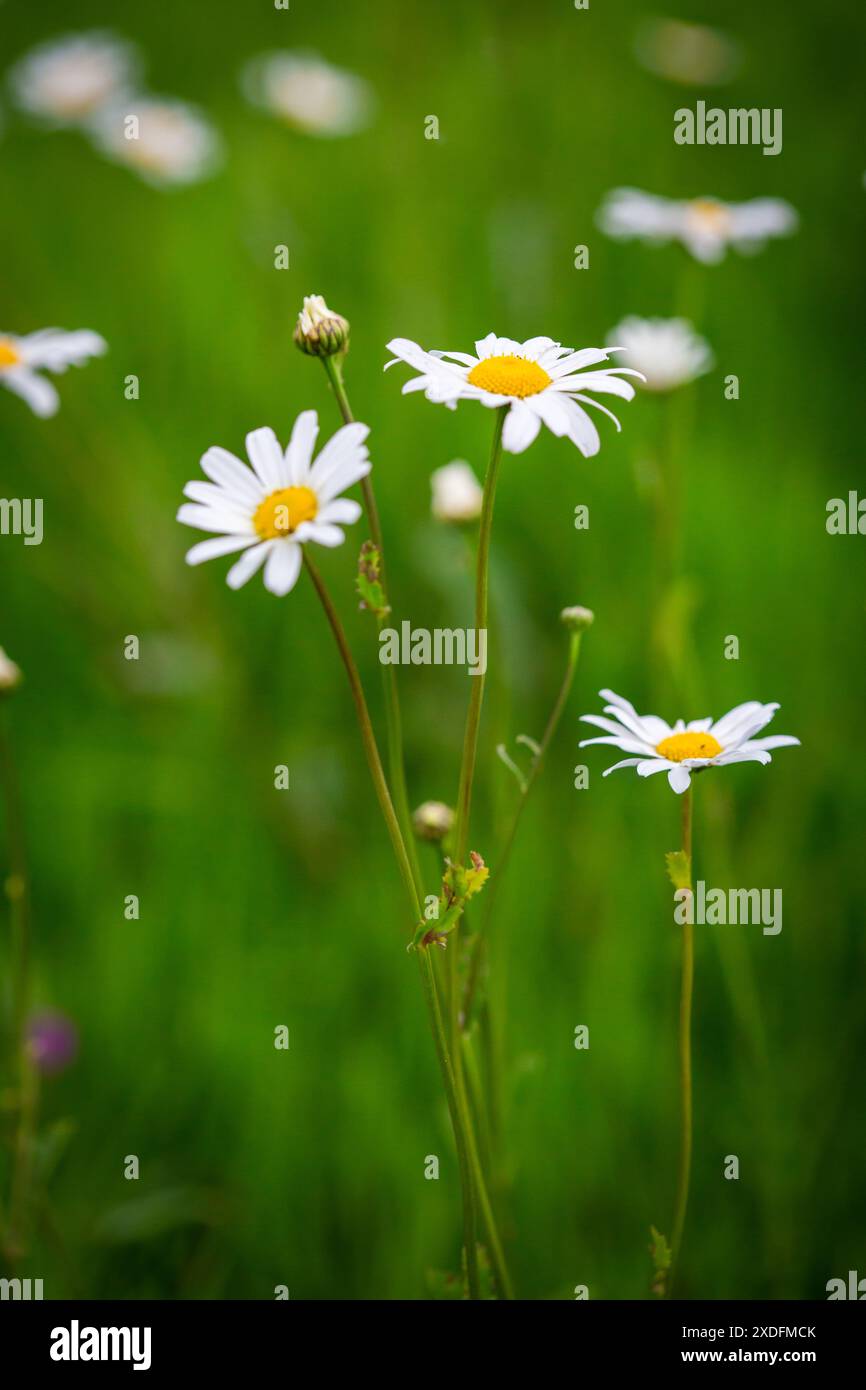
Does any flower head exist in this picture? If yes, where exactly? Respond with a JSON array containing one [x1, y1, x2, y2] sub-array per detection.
[[0, 327, 107, 417], [90, 97, 221, 186], [412, 801, 455, 842], [579, 689, 799, 794], [386, 334, 643, 456], [597, 188, 798, 264], [634, 19, 741, 86], [8, 31, 138, 126], [178, 411, 371, 596], [27, 1010, 79, 1075], [430, 460, 483, 523], [0, 648, 23, 694], [240, 51, 373, 136], [607, 317, 713, 392], [293, 295, 350, 357], [560, 605, 594, 633]]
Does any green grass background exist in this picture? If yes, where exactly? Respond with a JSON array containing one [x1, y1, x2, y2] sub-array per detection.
[[1, 0, 864, 1299]]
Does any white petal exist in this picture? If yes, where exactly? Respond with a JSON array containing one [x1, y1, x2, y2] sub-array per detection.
[[667, 765, 692, 793], [502, 402, 542, 453], [285, 410, 319, 485], [263, 540, 303, 596], [740, 735, 800, 751], [298, 521, 345, 547], [246, 426, 286, 490], [317, 498, 362, 524], [636, 759, 672, 777], [200, 446, 262, 504], [21, 329, 107, 372], [226, 541, 272, 589], [177, 502, 254, 534], [309, 420, 370, 493], [2, 368, 60, 417], [602, 758, 644, 776], [185, 534, 257, 565]]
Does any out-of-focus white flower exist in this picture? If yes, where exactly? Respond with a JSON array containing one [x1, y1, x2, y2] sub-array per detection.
[[580, 689, 800, 795], [241, 51, 373, 136], [0, 648, 23, 693], [634, 18, 741, 86], [598, 188, 798, 264], [0, 328, 107, 417], [386, 333, 643, 457], [607, 317, 713, 392], [7, 31, 138, 126], [430, 461, 484, 523], [178, 412, 371, 597], [90, 96, 221, 187]]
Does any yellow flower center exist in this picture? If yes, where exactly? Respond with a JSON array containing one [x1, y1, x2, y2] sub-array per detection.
[[655, 731, 723, 762], [467, 354, 552, 398], [253, 486, 318, 540], [687, 199, 732, 234], [0, 340, 21, 370]]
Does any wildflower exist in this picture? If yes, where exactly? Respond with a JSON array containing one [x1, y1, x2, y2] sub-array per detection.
[[430, 461, 483, 523], [597, 188, 797, 263], [240, 51, 373, 136], [8, 31, 137, 125], [579, 688, 799, 794], [386, 334, 643, 456], [178, 411, 370, 596], [27, 1011, 79, 1075], [0, 648, 23, 693], [90, 96, 221, 186], [607, 316, 713, 391], [0, 327, 107, 417], [293, 295, 350, 358], [412, 801, 455, 842]]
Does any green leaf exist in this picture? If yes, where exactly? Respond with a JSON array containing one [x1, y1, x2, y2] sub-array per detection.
[[665, 850, 691, 890], [355, 541, 391, 620]]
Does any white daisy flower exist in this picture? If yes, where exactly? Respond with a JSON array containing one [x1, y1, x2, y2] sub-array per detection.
[[385, 334, 644, 457], [579, 689, 800, 794], [177, 411, 371, 597], [607, 316, 713, 392], [634, 19, 741, 87], [431, 460, 483, 523], [0, 327, 107, 418], [597, 188, 798, 264], [240, 51, 373, 137], [8, 31, 138, 126], [0, 647, 23, 693], [90, 96, 221, 187]]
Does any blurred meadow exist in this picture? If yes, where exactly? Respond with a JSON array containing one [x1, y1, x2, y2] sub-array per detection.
[[1, 0, 865, 1299]]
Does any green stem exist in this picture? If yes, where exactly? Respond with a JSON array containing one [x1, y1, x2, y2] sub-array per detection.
[[668, 784, 694, 1296], [452, 407, 506, 868], [464, 630, 583, 1024], [320, 354, 423, 898], [302, 554, 484, 1297], [0, 704, 35, 1265]]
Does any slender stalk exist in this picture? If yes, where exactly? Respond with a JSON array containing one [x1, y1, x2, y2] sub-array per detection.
[[668, 784, 695, 1296], [452, 407, 506, 869], [302, 554, 486, 1297], [0, 705, 35, 1265], [319, 354, 423, 896], [463, 629, 583, 1023]]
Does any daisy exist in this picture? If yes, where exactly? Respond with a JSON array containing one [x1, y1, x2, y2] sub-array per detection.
[[240, 51, 373, 136], [90, 96, 221, 186], [430, 460, 483, 523], [0, 327, 107, 417], [597, 188, 798, 264], [385, 334, 644, 456], [177, 411, 370, 596], [634, 19, 740, 87], [0, 647, 23, 693], [579, 689, 799, 794], [607, 317, 713, 392], [7, 31, 138, 126]]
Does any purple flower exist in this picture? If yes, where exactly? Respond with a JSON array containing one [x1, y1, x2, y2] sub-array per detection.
[[27, 1011, 79, 1075]]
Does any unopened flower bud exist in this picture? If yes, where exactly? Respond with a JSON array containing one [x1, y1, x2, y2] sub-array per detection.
[[293, 294, 350, 357], [412, 800, 455, 843], [430, 460, 483, 524], [560, 606, 594, 633], [0, 647, 22, 694]]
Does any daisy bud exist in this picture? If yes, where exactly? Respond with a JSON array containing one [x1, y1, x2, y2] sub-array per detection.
[[412, 800, 455, 843], [560, 606, 594, 633], [0, 647, 23, 695], [430, 460, 484, 524], [293, 294, 350, 358]]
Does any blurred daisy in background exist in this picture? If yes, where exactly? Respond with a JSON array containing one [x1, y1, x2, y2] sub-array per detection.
[[0, 327, 107, 417], [0, 647, 23, 693], [597, 188, 798, 263], [580, 689, 799, 794], [607, 317, 713, 392], [634, 17, 741, 86], [240, 51, 373, 136], [178, 412, 371, 597], [7, 31, 138, 126], [386, 334, 644, 456], [431, 460, 483, 523], [90, 96, 221, 186]]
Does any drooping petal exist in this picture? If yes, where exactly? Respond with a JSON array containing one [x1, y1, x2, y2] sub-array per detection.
[[502, 402, 542, 454], [226, 541, 272, 589], [263, 540, 303, 596], [667, 764, 692, 793], [1, 367, 60, 417]]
